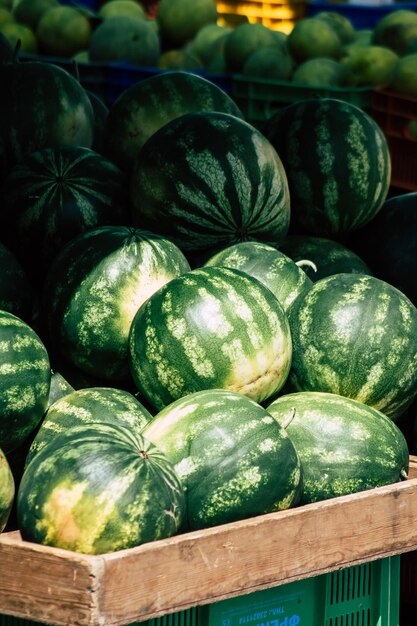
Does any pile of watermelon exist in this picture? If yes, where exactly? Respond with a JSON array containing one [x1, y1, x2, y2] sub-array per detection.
[[0, 40, 416, 556]]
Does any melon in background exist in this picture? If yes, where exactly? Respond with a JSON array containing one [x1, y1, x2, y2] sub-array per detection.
[[130, 111, 290, 257], [263, 98, 391, 238], [103, 71, 243, 174]]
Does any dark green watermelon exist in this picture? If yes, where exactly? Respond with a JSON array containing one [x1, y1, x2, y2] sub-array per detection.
[[203, 240, 313, 311], [130, 111, 290, 257], [1, 146, 131, 282], [347, 192, 417, 308], [17, 422, 185, 554], [0, 241, 36, 324], [279, 234, 373, 282], [103, 69, 244, 174], [263, 98, 391, 237], [128, 266, 292, 410], [287, 273, 417, 421], [0, 310, 51, 454], [0, 60, 94, 180], [26, 386, 153, 468], [0, 448, 14, 532], [43, 226, 191, 383], [143, 389, 302, 530], [267, 391, 409, 504]]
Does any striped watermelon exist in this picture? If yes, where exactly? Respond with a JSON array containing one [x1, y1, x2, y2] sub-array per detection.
[[128, 266, 292, 410], [0, 311, 51, 454], [0, 241, 36, 324], [142, 389, 302, 530], [203, 240, 313, 311], [287, 273, 417, 420], [129, 111, 290, 257], [43, 226, 191, 383], [0, 61, 94, 180], [1, 146, 131, 282], [0, 449, 14, 532], [26, 386, 153, 468], [279, 235, 373, 282], [347, 192, 417, 308], [266, 391, 409, 504], [263, 98, 391, 237], [17, 422, 185, 554], [103, 70, 244, 174]]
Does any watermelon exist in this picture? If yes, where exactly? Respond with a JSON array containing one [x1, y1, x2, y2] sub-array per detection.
[[267, 391, 409, 504], [128, 266, 292, 410], [129, 111, 290, 258], [42, 226, 191, 383], [0, 311, 51, 454], [0, 241, 36, 324], [103, 70, 244, 174], [17, 422, 185, 554], [142, 389, 302, 530], [0, 448, 14, 532], [347, 192, 417, 308], [278, 235, 373, 282], [0, 61, 94, 179], [1, 146, 131, 282], [287, 273, 417, 421], [263, 98, 391, 237], [26, 386, 153, 468], [203, 241, 313, 311]]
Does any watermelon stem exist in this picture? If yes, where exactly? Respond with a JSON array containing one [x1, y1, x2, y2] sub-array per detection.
[[295, 259, 318, 273], [139, 450, 149, 460], [281, 407, 297, 430], [401, 468, 408, 480]]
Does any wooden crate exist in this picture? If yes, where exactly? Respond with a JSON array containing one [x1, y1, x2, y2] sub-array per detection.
[[1, 457, 417, 626]]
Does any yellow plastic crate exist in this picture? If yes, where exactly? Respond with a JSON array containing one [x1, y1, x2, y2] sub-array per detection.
[[217, 0, 306, 32]]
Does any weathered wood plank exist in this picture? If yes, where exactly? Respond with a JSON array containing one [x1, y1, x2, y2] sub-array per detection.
[[0, 532, 103, 626]]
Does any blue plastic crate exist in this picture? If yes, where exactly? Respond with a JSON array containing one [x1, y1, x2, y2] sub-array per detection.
[[307, 0, 417, 29], [0, 555, 400, 626], [60, 0, 102, 10]]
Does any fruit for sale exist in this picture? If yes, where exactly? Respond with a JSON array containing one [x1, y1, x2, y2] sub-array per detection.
[[267, 391, 409, 504], [143, 389, 302, 530], [0, 310, 51, 454], [89, 14, 160, 66], [130, 111, 290, 256], [224, 22, 283, 72], [26, 386, 153, 466], [128, 266, 292, 410], [103, 71, 243, 173], [1, 146, 131, 282], [0, 60, 94, 179], [0, 449, 14, 532], [287, 273, 417, 421], [287, 17, 343, 62], [279, 235, 372, 282], [263, 98, 391, 237], [156, 0, 217, 47], [372, 9, 417, 56], [203, 241, 313, 311], [43, 226, 190, 383], [18, 423, 185, 554], [36, 5, 92, 57]]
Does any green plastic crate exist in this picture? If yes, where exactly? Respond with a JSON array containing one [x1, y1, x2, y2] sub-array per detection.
[[0, 556, 400, 626], [231, 75, 373, 128]]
